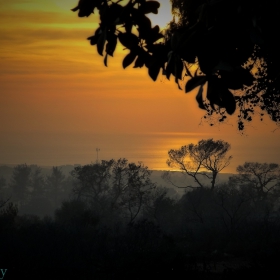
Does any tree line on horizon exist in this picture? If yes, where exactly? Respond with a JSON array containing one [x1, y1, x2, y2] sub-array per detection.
[[1, 138, 280, 215]]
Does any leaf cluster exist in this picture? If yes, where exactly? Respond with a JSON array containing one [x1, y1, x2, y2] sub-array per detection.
[[167, 0, 280, 130], [72, 0, 167, 80], [72, 0, 280, 131]]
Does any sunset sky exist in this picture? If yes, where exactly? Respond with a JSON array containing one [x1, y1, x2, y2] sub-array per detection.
[[1, 0, 280, 173]]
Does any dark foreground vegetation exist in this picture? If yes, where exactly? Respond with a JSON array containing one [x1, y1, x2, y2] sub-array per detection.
[[1, 158, 280, 279]]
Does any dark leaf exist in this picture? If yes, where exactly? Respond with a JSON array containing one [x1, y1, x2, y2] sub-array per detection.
[[87, 35, 99, 45], [106, 34, 117, 56], [175, 58, 183, 81], [118, 32, 139, 50], [221, 67, 254, 89], [147, 43, 168, 68], [74, 0, 96, 17], [184, 63, 193, 78], [125, 22, 133, 33], [207, 76, 223, 109], [123, 51, 137, 69], [148, 63, 161, 81], [170, 32, 180, 51], [196, 85, 205, 110], [223, 89, 236, 115], [97, 30, 106, 56], [220, 71, 243, 90], [136, 15, 152, 38], [177, 30, 197, 63], [196, 34, 220, 75], [185, 76, 207, 93], [109, 3, 124, 15], [133, 51, 146, 68], [152, 25, 160, 34], [145, 31, 164, 44], [207, 76, 236, 114], [142, 1, 160, 14], [180, 49, 196, 64], [134, 56, 144, 68], [101, 3, 124, 26], [147, 51, 164, 81], [104, 53, 108, 67], [87, 27, 101, 45], [236, 67, 254, 87], [71, 5, 79, 12], [177, 80, 182, 90], [144, 53, 152, 68], [165, 51, 175, 80]]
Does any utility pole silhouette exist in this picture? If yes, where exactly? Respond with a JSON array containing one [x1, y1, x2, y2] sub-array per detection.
[[96, 148, 100, 164]]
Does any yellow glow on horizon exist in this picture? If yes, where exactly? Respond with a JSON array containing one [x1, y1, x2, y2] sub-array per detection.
[[1, 0, 280, 173]]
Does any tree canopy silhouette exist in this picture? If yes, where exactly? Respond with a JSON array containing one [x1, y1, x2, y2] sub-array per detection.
[[229, 162, 280, 199], [72, 0, 280, 131], [164, 138, 232, 189], [71, 158, 156, 225]]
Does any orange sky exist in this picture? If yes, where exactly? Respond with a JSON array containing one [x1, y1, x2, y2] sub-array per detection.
[[1, 0, 280, 173]]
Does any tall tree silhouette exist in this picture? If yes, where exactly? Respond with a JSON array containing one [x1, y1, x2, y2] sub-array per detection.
[[9, 164, 31, 206], [71, 159, 156, 225], [229, 162, 280, 199], [164, 138, 232, 189], [30, 166, 45, 197], [46, 166, 66, 209]]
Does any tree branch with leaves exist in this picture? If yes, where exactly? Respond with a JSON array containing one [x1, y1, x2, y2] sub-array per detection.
[[72, 0, 280, 132]]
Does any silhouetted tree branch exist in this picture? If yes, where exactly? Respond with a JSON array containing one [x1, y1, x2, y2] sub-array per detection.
[[165, 138, 232, 189], [71, 158, 156, 224], [72, 0, 280, 131], [229, 162, 280, 199]]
